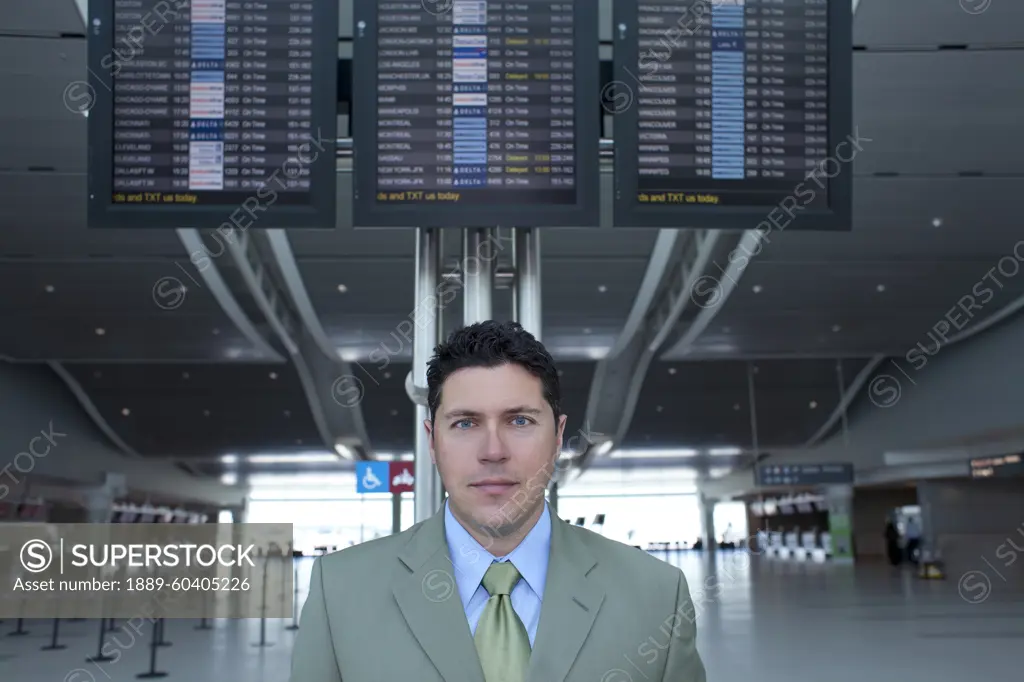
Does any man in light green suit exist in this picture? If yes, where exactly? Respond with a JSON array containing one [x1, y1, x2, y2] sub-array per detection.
[[291, 321, 707, 682]]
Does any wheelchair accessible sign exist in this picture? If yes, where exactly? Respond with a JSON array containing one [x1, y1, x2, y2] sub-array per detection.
[[356, 461, 415, 494]]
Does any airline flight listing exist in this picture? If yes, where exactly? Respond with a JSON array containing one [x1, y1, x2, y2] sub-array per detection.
[[633, 0, 830, 208], [375, 0, 578, 205], [109, 0, 319, 205]]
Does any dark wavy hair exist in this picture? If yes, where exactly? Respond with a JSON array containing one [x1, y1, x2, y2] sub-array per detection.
[[426, 320, 562, 425]]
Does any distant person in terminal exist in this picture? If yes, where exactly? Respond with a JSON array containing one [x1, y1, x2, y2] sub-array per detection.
[[291, 320, 706, 682], [884, 517, 901, 566]]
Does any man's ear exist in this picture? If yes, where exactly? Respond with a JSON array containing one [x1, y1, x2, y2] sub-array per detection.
[[423, 418, 436, 465], [554, 414, 568, 458]]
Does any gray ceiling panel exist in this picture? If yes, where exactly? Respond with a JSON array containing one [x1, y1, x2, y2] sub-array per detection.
[[0, 260, 224, 315], [540, 229, 660, 258], [755, 177, 1024, 262], [64, 363, 320, 457], [853, 51, 1024, 175], [0, 173, 187, 257], [0, 37, 86, 172], [544, 257, 648, 318], [3, 1, 83, 36], [623, 359, 845, 450], [679, 311, 969, 358], [854, 0, 1024, 47], [0, 313, 273, 362], [299, 258, 415, 315], [726, 259, 1024, 319], [288, 227, 419, 258]]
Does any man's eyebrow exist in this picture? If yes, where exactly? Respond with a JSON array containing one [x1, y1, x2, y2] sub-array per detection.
[[442, 409, 483, 420], [441, 407, 543, 419]]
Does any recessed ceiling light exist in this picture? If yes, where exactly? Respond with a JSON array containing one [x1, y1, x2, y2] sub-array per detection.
[[668, 367, 677, 375], [390, 409, 399, 416], [182, 371, 190, 379], [582, 328, 591, 335], [45, 285, 55, 293], [383, 372, 392, 379], [283, 409, 291, 417], [722, 326, 731, 333], [557, 369, 564, 377], [95, 327, 106, 336], [876, 284, 886, 293], [203, 409, 211, 417], [809, 400, 818, 409], [752, 284, 763, 294], [212, 328, 220, 335], [932, 217, 942, 228], [93, 371, 102, 379], [597, 285, 607, 293], [337, 284, 348, 293], [121, 408, 130, 416], [832, 324, 842, 333], [655, 405, 663, 412], [733, 403, 741, 411], [269, 372, 278, 380], [295, 439, 303, 445]]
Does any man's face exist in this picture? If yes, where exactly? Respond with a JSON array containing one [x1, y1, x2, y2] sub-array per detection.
[[425, 363, 566, 548]]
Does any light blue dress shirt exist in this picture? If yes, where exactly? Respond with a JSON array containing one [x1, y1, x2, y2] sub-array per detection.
[[443, 498, 550, 648]]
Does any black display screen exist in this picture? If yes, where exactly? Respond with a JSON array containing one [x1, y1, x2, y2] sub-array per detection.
[[86, 0, 338, 229], [970, 454, 1024, 479], [612, 0, 852, 230], [352, 0, 600, 228]]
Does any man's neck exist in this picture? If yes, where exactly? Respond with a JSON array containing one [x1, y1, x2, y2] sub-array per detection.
[[457, 501, 545, 558]]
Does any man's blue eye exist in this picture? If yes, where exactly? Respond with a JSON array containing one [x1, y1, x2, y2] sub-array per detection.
[[455, 419, 473, 429], [512, 416, 529, 426]]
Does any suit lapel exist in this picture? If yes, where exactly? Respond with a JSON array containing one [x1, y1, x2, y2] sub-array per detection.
[[527, 518, 606, 682], [392, 513, 485, 682]]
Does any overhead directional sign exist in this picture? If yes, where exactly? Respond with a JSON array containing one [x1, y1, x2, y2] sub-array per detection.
[[970, 454, 1024, 479], [756, 463, 853, 487], [356, 461, 417, 493]]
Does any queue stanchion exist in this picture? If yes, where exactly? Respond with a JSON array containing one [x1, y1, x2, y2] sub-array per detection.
[[286, 559, 300, 631], [41, 618, 67, 651], [155, 618, 172, 647], [7, 617, 29, 637], [136, 620, 168, 679], [252, 551, 272, 648], [86, 617, 115, 663], [196, 575, 213, 630]]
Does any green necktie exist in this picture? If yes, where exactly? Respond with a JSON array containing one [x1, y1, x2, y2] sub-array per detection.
[[474, 561, 531, 682]]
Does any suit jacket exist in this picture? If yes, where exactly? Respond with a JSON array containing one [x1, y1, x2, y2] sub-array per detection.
[[290, 510, 706, 682]]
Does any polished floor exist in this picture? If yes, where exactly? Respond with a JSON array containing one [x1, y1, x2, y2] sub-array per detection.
[[1, 552, 1020, 681]]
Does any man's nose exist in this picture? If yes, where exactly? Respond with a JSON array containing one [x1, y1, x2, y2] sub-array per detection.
[[478, 426, 508, 461]]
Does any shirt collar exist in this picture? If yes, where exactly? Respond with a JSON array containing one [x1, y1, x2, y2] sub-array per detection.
[[444, 498, 551, 607]]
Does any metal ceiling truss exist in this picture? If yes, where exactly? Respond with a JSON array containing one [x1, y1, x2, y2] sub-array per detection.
[[807, 288, 1024, 448], [568, 228, 750, 480], [260, 229, 374, 454], [224, 229, 372, 460], [47, 360, 142, 458], [660, 229, 764, 358], [176, 229, 286, 362]]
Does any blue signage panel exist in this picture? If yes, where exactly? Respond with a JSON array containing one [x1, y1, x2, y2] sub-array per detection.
[[356, 461, 391, 494]]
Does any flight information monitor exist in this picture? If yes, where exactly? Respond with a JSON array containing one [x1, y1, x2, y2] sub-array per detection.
[[611, 0, 852, 230], [351, 0, 600, 228], [86, 0, 339, 229]]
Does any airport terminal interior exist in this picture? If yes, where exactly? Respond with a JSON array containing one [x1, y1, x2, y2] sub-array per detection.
[[2, 0, 1024, 680]]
